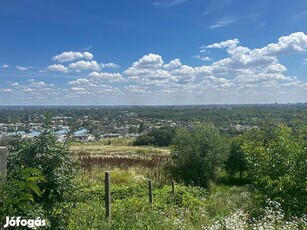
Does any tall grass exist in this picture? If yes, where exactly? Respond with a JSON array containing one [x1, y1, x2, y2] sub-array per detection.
[[68, 167, 307, 229]]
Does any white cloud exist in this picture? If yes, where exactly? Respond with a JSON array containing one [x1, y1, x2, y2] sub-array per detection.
[[263, 64, 287, 73], [253, 32, 307, 56], [3, 32, 307, 104], [2, 89, 12, 93], [52, 51, 93, 62], [121, 32, 307, 102], [23, 88, 33, 93], [30, 81, 49, 87], [2, 64, 9, 68], [193, 55, 212, 61], [153, 0, 187, 8], [68, 60, 101, 72], [10, 83, 19, 87], [201, 57, 212, 61], [132, 53, 163, 69], [88, 72, 125, 82], [204, 38, 240, 49], [47, 64, 69, 73], [16, 66, 28, 71], [209, 16, 236, 29], [70, 87, 88, 92], [124, 85, 149, 94], [39, 70, 48, 73], [102, 63, 120, 69], [164, 59, 182, 69], [68, 78, 90, 85]]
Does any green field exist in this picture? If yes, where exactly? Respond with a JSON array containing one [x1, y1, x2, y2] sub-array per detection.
[[67, 139, 307, 229]]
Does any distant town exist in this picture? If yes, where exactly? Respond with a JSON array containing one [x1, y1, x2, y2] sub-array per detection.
[[0, 106, 266, 143]]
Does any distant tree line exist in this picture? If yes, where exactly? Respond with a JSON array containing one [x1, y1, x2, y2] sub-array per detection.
[[133, 127, 176, 147]]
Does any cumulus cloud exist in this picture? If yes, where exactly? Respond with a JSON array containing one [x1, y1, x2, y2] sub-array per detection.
[[47, 64, 69, 73], [201, 57, 212, 61], [16, 66, 28, 71], [88, 72, 125, 82], [2, 64, 9, 68], [204, 38, 240, 49], [52, 51, 93, 62], [68, 78, 90, 85], [3, 32, 307, 104], [124, 85, 149, 94], [2, 89, 12, 93], [254, 32, 307, 56], [30, 81, 49, 87], [102, 63, 120, 69], [121, 32, 307, 102], [70, 87, 88, 92], [68, 60, 101, 72], [23, 88, 33, 93], [164, 59, 182, 69], [132, 53, 163, 69]]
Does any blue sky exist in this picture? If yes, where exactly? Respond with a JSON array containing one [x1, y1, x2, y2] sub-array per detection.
[[1, 0, 307, 105]]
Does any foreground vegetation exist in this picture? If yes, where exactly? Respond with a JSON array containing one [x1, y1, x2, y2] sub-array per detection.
[[68, 167, 306, 229], [1, 120, 306, 229]]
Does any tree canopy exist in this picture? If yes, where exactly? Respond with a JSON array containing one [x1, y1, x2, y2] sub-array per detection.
[[168, 124, 229, 188]]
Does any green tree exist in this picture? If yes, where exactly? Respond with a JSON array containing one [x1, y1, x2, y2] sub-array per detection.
[[243, 124, 307, 216], [134, 127, 175, 147], [7, 131, 77, 228], [225, 136, 247, 181], [168, 124, 229, 188]]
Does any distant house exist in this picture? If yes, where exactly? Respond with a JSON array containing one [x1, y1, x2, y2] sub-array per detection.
[[55, 128, 70, 142], [73, 135, 89, 142], [73, 128, 94, 142], [73, 128, 88, 136], [125, 133, 140, 138], [102, 133, 122, 139], [56, 128, 70, 135]]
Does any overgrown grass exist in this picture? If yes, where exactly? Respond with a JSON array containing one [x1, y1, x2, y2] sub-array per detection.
[[70, 143, 170, 156], [66, 140, 307, 229], [67, 167, 307, 229], [70, 140, 170, 182]]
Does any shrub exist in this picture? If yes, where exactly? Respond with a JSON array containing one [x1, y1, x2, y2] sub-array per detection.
[[0, 167, 45, 221], [243, 124, 307, 216], [7, 131, 77, 229], [168, 124, 229, 188]]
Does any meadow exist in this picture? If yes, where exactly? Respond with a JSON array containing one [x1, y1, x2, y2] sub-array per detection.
[[67, 139, 307, 230]]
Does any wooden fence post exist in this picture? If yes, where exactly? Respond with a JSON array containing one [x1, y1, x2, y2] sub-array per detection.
[[148, 180, 153, 206], [171, 180, 175, 196], [105, 171, 111, 221], [0, 147, 7, 180]]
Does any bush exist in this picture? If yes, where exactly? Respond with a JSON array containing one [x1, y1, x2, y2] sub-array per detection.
[[168, 124, 229, 188], [7, 131, 78, 229], [243, 124, 307, 216], [0, 167, 45, 221]]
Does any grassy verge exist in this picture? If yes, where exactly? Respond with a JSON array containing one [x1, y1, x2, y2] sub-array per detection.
[[67, 167, 307, 229]]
